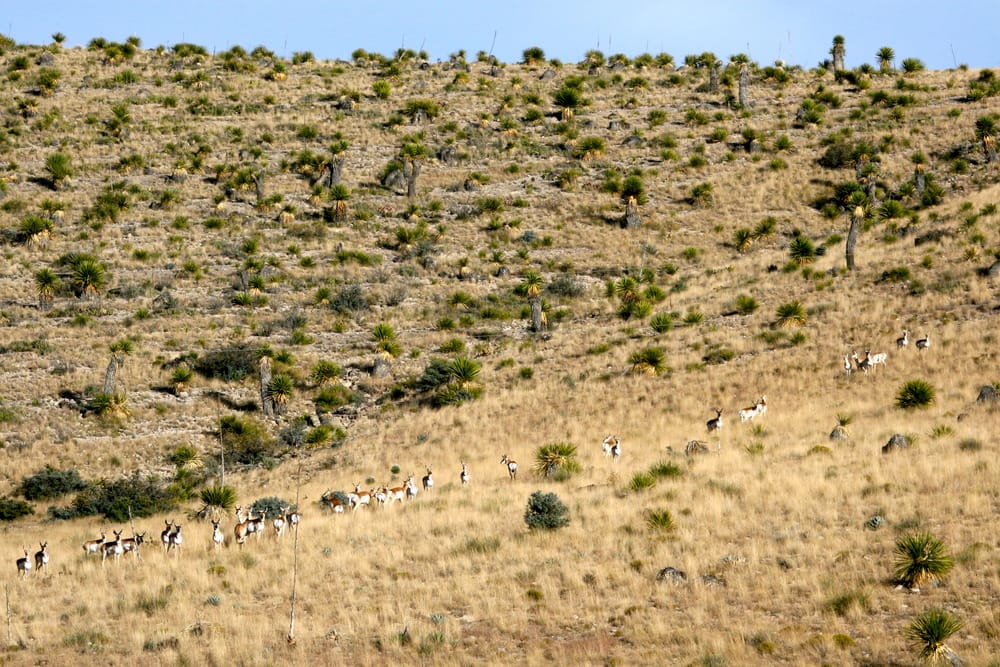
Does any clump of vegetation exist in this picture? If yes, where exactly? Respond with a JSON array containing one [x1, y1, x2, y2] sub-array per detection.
[[53, 471, 174, 522], [524, 491, 569, 530], [894, 531, 953, 588], [906, 608, 963, 664], [0, 496, 33, 521], [18, 466, 88, 501], [219, 415, 278, 466], [533, 443, 581, 480], [896, 379, 935, 409]]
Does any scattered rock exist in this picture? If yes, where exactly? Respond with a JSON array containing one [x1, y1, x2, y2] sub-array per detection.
[[864, 514, 886, 530], [700, 574, 727, 587], [685, 440, 710, 456], [829, 425, 849, 441], [976, 384, 998, 403], [656, 567, 687, 584], [986, 259, 1000, 277], [881, 433, 909, 454]]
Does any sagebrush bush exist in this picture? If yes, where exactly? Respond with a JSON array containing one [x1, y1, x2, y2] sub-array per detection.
[[18, 466, 88, 500], [0, 496, 33, 521], [524, 491, 569, 530], [55, 471, 174, 522], [250, 496, 296, 520]]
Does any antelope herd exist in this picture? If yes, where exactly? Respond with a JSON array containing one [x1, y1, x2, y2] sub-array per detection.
[[844, 329, 932, 376], [18, 323, 937, 579]]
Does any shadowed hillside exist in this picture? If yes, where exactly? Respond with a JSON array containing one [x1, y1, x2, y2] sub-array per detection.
[[0, 35, 998, 665]]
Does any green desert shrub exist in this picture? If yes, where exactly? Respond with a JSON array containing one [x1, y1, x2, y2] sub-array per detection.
[[524, 491, 570, 530], [0, 497, 33, 521], [57, 471, 174, 522], [18, 466, 88, 500], [250, 496, 296, 520], [896, 379, 935, 409], [219, 415, 277, 465]]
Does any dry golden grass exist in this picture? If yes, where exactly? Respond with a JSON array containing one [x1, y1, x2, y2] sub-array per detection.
[[0, 41, 998, 666]]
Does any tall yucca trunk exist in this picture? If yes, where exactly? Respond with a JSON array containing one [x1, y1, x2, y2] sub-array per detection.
[[259, 357, 274, 418], [738, 64, 750, 108], [846, 206, 864, 271]]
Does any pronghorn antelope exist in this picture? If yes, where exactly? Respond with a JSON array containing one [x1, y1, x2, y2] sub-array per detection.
[[755, 395, 767, 418], [82, 531, 107, 556], [273, 508, 287, 537], [101, 530, 125, 565], [706, 409, 723, 434], [121, 532, 145, 560], [869, 351, 888, 370], [915, 332, 930, 351], [320, 491, 346, 513], [601, 435, 615, 458], [373, 487, 388, 506], [843, 354, 853, 376], [350, 483, 373, 509], [738, 400, 759, 423], [212, 519, 224, 549], [234, 507, 252, 548], [385, 482, 407, 504], [500, 454, 518, 480], [404, 474, 419, 500], [247, 508, 266, 539], [167, 523, 183, 553], [34, 542, 49, 571], [160, 520, 174, 552], [608, 437, 621, 462], [422, 467, 434, 492], [16, 548, 31, 577], [851, 351, 871, 375], [896, 330, 909, 349], [285, 507, 300, 530], [460, 461, 470, 486]]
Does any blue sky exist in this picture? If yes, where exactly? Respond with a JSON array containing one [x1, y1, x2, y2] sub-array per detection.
[[6, 1, 998, 70]]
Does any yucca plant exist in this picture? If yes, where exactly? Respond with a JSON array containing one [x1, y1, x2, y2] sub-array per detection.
[[734, 227, 754, 253], [775, 301, 807, 328], [265, 375, 294, 415], [788, 236, 817, 265], [897, 380, 935, 409], [645, 508, 675, 533], [35, 268, 61, 306], [894, 532, 953, 589], [628, 347, 666, 376], [734, 294, 759, 315], [907, 608, 963, 664], [650, 312, 675, 334], [44, 152, 73, 189], [876, 46, 896, 72], [310, 360, 341, 386], [629, 472, 656, 492], [448, 357, 481, 386], [196, 485, 238, 520], [533, 442, 581, 479], [372, 323, 401, 358]]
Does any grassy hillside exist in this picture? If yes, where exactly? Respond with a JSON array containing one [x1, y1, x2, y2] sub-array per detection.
[[0, 36, 998, 665]]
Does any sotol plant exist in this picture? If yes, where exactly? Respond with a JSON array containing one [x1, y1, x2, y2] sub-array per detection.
[[906, 608, 963, 665], [897, 380, 935, 409], [894, 532, 953, 589]]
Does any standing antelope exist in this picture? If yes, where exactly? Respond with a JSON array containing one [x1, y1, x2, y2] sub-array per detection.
[[738, 401, 759, 423], [234, 507, 252, 548], [167, 523, 183, 554], [896, 330, 909, 349], [273, 509, 287, 537], [102, 530, 124, 565], [350, 483, 373, 509], [869, 351, 888, 370], [286, 507, 300, 530], [83, 531, 107, 556], [706, 409, 723, 434], [121, 532, 145, 560], [212, 519, 225, 549], [602, 435, 617, 458], [755, 396, 768, 418], [852, 351, 871, 375], [500, 455, 518, 480], [33, 542, 49, 573], [422, 467, 434, 492], [916, 333, 930, 351], [404, 475, 419, 500], [248, 509, 266, 539], [610, 437, 621, 463], [385, 481, 407, 504], [160, 520, 174, 553], [16, 548, 31, 577], [843, 354, 852, 376], [460, 462, 470, 486]]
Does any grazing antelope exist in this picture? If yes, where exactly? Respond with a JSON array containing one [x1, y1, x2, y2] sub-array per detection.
[[422, 467, 434, 492], [167, 523, 183, 553], [320, 491, 346, 513], [460, 461, 470, 486], [101, 530, 124, 565], [843, 354, 853, 376], [212, 519, 225, 549], [896, 330, 909, 349], [16, 548, 31, 577], [83, 531, 107, 556], [160, 520, 174, 553], [121, 532, 145, 560], [706, 409, 723, 434], [915, 333, 930, 351], [500, 455, 518, 480]]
